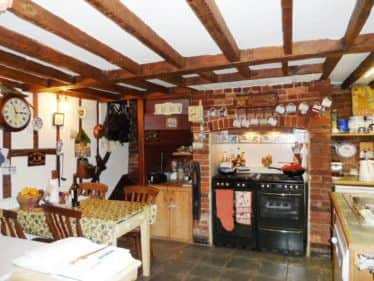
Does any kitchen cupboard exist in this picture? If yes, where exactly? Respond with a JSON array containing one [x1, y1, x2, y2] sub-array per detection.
[[150, 184, 192, 242], [331, 193, 374, 281]]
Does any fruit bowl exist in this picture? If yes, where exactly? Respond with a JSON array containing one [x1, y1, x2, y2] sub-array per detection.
[[17, 187, 43, 210]]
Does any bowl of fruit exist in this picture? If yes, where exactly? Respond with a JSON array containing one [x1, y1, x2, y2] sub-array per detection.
[[17, 187, 43, 210]]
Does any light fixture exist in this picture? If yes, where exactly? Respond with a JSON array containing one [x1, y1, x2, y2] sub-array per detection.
[[363, 67, 374, 78], [0, 0, 13, 13]]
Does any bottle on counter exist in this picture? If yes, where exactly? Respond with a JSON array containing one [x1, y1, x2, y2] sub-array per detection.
[[331, 110, 338, 133]]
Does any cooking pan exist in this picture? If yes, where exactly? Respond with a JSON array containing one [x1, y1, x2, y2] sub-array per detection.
[[269, 166, 305, 177]]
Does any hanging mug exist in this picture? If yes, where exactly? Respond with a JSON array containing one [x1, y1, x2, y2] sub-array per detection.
[[241, 116, 250, 128], [286, 103, 297, 114], [298, 102, 309, 115], [275, 104, 286, 115], [233, 114, 241, 128], [321, 97, 332, 109], [267, 117, 278, 127], [312, 101, 323, 113]]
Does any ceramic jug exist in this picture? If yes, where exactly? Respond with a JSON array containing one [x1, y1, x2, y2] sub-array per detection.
[[359, 160, 374, 182]]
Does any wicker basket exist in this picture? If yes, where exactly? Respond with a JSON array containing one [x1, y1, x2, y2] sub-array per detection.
[[17, 193, 42, 210]]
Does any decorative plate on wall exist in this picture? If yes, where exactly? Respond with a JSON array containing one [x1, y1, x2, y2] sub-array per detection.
[[32, 117, 43, 131], [335, 142, 357, 158]]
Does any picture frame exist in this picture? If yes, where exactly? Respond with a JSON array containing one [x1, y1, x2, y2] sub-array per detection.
[[165, 117, 178, 128], [53, 112, 64, 126]]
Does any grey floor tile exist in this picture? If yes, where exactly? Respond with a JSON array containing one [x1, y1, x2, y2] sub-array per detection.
[[136, 239, 333, 281], [258, 261, 287, 280], [190, 263, 224, 279], [226, 256, 260, 272], [219, 268, 252, 281]]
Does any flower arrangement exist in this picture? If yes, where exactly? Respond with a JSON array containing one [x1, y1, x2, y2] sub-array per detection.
[[17, 187, 42, 210]]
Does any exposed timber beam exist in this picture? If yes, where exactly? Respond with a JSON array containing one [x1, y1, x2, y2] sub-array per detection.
[[282, 62, 289, 75], [321, 0, 373, 79], [0, 49, 75, 84], [281, 0, 293, 54], [0, 26, 106, 81], [186, 0, 251, 78], [0, 77, 28, 91], [341, 52, 374, 89], [183, 63, 322, 86], [109, 34, 374, 81], [0, 64, 58, 87], [38, 34, 374, 92], [85, 0, 185, 68], [85, 0, 220, 83], [10, 0, 140, 74]]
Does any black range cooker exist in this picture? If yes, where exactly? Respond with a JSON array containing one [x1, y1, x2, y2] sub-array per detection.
[[212, 172, 307, 256]]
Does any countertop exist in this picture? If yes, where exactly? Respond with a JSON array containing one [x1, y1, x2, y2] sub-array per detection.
[[333, 177, 374, 187], [331, 192, 374, 247], [150, 182, 192, 188]]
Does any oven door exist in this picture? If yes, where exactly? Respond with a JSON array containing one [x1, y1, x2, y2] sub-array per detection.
[[257, 191, 305, 228]]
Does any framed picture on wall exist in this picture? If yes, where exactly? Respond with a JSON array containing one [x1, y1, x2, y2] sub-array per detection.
[[165, 117, 178, 128], [53, 112, 64, 126]]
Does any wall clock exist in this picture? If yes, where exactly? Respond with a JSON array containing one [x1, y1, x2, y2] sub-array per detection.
[[0, 94, 31, 132]]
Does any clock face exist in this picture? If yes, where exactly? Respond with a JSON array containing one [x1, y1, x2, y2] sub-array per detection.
[[2, 97, 31, 130]]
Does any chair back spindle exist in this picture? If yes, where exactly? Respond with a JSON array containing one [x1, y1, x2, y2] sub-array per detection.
[[0, 209, 26, 239], [42, 204, 83, 240]]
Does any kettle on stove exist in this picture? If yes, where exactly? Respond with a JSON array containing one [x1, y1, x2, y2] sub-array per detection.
[[359, 160, 374, 182]]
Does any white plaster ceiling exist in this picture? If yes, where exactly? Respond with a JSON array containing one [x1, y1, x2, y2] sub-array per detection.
[[329, 53, 370, 84], [0, 0, 372, 89]]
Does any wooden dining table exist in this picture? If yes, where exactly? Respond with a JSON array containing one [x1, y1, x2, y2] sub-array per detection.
[[3, 198, 153, 277]]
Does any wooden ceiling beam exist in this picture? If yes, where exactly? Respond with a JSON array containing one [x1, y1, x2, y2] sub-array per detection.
[[0, 64, 59, 87], [321, 0, 373, 79], [342, 0, 374, 48], [321, 56, 342, 80], [0, 26, 106, 81], [341, 52, 374, 89], [187, 0, 239, 61], [281, 0, 293, 54], [109, 34, 374, 81], [187, 0, 253, 78], [0, 49, 75, 84], [183, 63, 322, 86], [85, 0, 185, 68], [282, 62, 289, 75], [10, 0, 140, 74], [38, 34, 374, 92], [0, 77, 28, 91]]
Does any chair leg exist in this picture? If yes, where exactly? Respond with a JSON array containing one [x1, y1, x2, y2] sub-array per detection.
[[135, 235, 141, 260]]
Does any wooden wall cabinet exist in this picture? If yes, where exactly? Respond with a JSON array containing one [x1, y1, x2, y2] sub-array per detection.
[[151, 185, 192, 243]]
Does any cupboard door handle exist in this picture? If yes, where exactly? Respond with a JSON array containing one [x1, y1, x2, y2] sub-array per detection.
[[169, 204, 176, 208], [331, 237, 337, 244]]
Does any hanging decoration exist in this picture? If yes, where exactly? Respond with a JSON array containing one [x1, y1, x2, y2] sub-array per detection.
[[103, 102, 130, 144], [74, 128, 91, 158], [0, 0, 13, 13]]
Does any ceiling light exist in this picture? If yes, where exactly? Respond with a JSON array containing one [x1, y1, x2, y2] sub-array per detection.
[[0, 0, 13, 13], [364, 67, 374, 78]]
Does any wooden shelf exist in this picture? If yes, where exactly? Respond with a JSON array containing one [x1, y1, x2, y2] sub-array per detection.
[[331, 132, 374, 137], [172, 152, 192, 157]]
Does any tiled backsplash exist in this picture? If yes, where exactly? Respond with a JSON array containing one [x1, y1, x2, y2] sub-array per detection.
[[211, 131, 309, 174]]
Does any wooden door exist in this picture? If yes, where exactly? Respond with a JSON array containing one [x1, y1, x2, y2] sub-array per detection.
[[169, 187, 192, 242], [151, 186, 170, 239]]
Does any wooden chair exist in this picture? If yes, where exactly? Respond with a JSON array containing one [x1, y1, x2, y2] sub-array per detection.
[[122, 186, 159, 259], [0, 209, 27, 239], [42, 204, 83, 241], [123, 186, 159, 204], [77, 182, 108, 199]]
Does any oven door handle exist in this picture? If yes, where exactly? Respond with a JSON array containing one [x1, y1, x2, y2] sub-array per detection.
[[260, 192, 302, 197], [259, 226, 303, 234]]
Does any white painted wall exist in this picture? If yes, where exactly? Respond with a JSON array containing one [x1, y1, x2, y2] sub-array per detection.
[[0, 92, 129, 199]]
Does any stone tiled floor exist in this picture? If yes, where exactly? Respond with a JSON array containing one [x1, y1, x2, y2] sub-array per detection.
[[121, 239, 332, 281]]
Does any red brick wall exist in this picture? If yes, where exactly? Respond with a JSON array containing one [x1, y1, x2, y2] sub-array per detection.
[[190, 80, 342, 255]]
